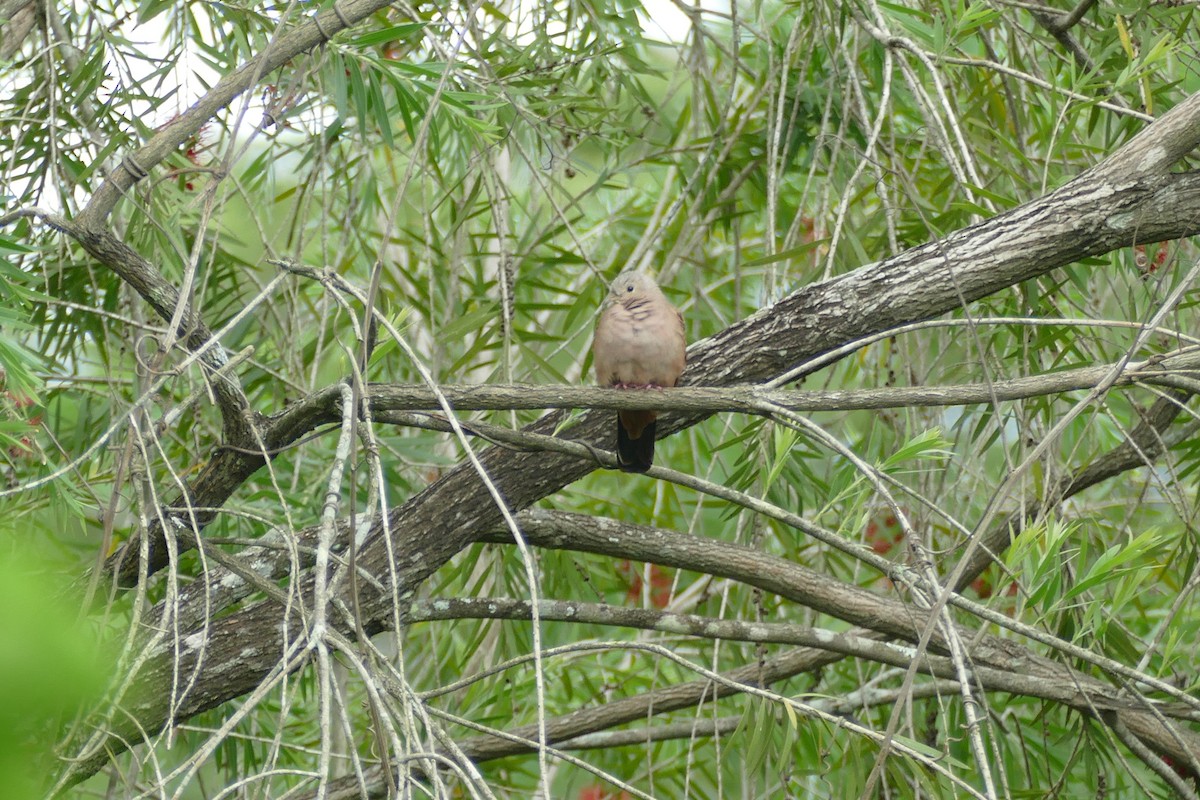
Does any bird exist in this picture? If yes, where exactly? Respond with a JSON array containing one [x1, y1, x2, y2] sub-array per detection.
[[592, 270, 687, 472]]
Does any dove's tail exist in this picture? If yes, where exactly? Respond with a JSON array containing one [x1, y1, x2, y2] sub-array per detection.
[[616, 413, 656, 473]]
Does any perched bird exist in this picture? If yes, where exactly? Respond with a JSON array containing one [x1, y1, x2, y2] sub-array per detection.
[[592, 270, 687, 472]]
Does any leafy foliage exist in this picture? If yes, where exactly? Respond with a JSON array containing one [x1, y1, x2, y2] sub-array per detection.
[[1, 0, 1199, 797]]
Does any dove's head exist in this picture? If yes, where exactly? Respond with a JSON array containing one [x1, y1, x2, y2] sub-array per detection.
[[606, 270, 661, 301]]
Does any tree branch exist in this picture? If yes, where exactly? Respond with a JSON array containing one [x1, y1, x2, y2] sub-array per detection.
[[408, 596, 1200, 722], [375, 347, 1200, 413]]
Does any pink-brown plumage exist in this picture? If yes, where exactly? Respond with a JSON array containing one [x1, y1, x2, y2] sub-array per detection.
[[592, 271, 686, 472]]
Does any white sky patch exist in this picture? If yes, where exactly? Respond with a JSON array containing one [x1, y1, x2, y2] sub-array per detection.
[[638, 0, 701, 43]]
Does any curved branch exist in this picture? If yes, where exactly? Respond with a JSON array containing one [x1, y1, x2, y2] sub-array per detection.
[[6, 212, 253, 440], [408, 596, 1198, 723], [464, 513, 1200, 763]]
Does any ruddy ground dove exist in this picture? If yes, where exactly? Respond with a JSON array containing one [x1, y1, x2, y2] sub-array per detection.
[[592, 271, 687, 472]]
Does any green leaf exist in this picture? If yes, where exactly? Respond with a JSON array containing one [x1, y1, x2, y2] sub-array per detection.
[[351, 23, 427, 48], [1063, 528, 1170, 603], [881, 428, 951, 470], [743, 238, 829, 267]]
